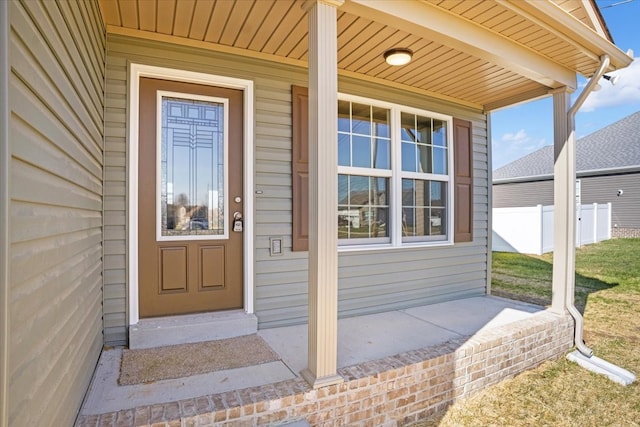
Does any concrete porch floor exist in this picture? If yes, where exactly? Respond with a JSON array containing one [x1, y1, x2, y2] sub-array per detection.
[[80, 296, 544, 418]]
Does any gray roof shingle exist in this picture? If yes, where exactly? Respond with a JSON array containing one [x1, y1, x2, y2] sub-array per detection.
[[493, 110, 640, 181]]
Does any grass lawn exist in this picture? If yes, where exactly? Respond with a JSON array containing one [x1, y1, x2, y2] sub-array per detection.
[[415, 238, 640, 426]]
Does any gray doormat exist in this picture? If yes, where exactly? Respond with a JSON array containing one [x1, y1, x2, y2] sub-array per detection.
[[119, 334, 280, 385]]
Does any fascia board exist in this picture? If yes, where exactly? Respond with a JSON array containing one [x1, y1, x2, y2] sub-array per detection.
[[584, 0, 611, 40]]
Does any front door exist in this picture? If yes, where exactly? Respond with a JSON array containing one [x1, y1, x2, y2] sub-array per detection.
[[138, 77, 243, 317]]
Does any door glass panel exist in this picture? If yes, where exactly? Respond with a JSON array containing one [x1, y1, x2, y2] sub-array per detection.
[[159, 93, 228, 240]]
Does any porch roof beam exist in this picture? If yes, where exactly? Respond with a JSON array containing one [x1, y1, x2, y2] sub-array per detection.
[[483, 87, 551, 113], [341, 0, 577, 90]]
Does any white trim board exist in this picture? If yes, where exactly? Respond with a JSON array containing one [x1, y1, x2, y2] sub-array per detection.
[[127, 63, 255, 325], [0, 2, 10, 425]]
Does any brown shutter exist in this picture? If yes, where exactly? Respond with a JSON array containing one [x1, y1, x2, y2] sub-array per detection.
[[292, 85, 309, 251], [453, 118, 473, 242]]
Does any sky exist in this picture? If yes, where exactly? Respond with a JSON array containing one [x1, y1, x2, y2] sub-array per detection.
[[491, 0, 640, 170]]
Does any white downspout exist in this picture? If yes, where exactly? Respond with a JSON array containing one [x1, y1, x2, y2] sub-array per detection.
[[565, 55, 610, 357], [559, 56, 634, 386]]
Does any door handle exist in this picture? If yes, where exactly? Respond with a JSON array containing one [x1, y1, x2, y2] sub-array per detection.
[[233, 212, 243, 232]]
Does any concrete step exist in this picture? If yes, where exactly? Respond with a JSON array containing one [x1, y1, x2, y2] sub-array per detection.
[[129, 310, 258, 349]]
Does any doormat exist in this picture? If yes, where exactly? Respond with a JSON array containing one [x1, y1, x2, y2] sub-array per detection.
[[119, 334, 280, 385]]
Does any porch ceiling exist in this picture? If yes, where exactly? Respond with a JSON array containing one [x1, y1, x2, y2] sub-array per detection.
[[98, 0, 631, 111]]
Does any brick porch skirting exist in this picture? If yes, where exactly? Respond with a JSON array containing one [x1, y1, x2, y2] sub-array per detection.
[[76, 311, 573, 427]]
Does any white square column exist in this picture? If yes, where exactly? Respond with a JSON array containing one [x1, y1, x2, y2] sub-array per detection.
[[551, 89, 575, 313], [301, 0, 344, 388]]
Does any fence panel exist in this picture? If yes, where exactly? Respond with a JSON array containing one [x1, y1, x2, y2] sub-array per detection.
[[596, 203, 611, 242], [492, 205, 543, 255], [542, 206, 555, 253], [579, 204, 596, 245], [492, 203, 611, 254]]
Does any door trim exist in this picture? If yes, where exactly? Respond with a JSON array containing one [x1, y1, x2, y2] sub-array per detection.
[[127, 63, 254, 325]]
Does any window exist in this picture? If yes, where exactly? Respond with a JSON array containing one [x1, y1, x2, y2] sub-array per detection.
[[400, 112, 449, 243], [337, 97, 453, 246], [337, 101, 391, 244], [291, 86, 473, 251]]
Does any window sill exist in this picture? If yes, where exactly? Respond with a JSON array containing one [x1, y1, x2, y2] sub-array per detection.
[[337, 240, 454, 253]]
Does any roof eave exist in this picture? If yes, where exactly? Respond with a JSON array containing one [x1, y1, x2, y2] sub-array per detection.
[[493, 174, 554, 184], [587, 0, 615, 44], [508, 0, 633, 72], [493, 166, 640, 184]]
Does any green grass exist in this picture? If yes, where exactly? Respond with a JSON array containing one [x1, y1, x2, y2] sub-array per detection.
[[413, 238, 640, 427]]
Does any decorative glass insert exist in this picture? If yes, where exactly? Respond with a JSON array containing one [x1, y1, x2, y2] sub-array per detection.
[[401, 113, 448, 174], [338, 101, 391, 169], [159, 95, 226, 238], [338, 175, 389, 240], [402, 179, 447, 237]]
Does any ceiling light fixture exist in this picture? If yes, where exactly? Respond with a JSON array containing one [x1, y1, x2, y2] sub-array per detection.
[[384, 48, 413, 66]]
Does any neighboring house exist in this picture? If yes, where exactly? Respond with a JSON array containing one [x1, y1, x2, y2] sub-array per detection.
[[493, 111, 640, 238], [0, 1, 632, 426]]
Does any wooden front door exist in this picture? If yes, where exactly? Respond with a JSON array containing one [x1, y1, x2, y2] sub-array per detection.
[[138, 77, 244, 317]]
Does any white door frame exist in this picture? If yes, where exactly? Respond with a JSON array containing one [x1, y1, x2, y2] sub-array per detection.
[[127, 63, 254, 324]]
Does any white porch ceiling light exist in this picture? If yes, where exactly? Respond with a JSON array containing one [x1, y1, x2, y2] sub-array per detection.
[[384, 48, 413, 66]]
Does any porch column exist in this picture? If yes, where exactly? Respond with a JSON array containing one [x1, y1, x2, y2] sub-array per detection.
[[301, 0, 344, 388], [551, 88, 574, 313]]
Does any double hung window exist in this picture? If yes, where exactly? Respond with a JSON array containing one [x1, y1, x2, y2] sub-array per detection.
[[337, 95, 453, 247], [291, 86, 473, 252], [400, 112, 449, 243], [338, 101, 391, 244]]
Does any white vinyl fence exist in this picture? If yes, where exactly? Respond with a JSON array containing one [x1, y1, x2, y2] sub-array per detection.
[[492, 203, 611, 255]]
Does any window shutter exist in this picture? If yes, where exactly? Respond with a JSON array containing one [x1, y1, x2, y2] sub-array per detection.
[[292, 85, 309, 251], [453, 118, 473, 243]]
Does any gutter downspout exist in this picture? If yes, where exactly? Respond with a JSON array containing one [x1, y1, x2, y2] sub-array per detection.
[[565, 55, 611, 358], [562, 56, 635, 385], [0, 1, 10, 425]]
